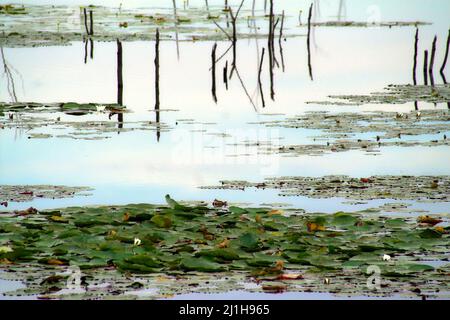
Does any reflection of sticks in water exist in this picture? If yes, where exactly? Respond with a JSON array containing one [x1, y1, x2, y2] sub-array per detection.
[[278, 11, 285, 72], [440, 29, 450, 83], [307, 3, 313, 81], [268, 0, 274, 100], [155, 29, 161, 142], [337, 0, 346, 22], [211, 43, 218, 103], [223, 60, 228, 90], [84, 38, 88, 64], [172, 0, 180, 60], [412, 27, 418, 85], [90, 38, 94, 60], [1, 47, 18, 102], [423, 50, 428, 85], [258, 48, 266, 107], [429, 36, 437, 86]]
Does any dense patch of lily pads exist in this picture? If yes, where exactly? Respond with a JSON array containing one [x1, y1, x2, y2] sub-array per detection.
[[200, 175, 450, 202], [0, 195, 448, 299]]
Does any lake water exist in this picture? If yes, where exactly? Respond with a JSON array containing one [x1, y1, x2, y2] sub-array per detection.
[[0, 0, 449, 300]]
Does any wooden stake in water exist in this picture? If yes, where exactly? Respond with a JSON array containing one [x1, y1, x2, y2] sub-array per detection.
[[89, 10, 94, 35], [412, 27, 418, 85], [155, 29, 160, 111], [117, 39, 123, 106], [440, 29, 450, 79], [307, 3, 314, 81], [429, 36, 437, 86], [83, 8, 89, 36], [258, 48, 266, 108], [423, 50, 428, 85], [211, 43, 218, 103], [154, 29, 161, 141]]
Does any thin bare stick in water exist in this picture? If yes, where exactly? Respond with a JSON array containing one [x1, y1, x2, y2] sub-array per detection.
[[155, 29, 161, 142], [117, 39, 123, 105], [228, 0, 245, 79], [83, 8, 89, 36], [211, 43, 218, 103], [211, 43, 233, 68], [235, 67, 257, 111], [412, 27, 418, 85], [279, 10, 285, 72], [116, 39, 124, 129], [429, 36, 437, 86], [155, 29, 160, 111], [89, 10, 94, 35], [273, 17, 280, 68], [223, 60, 228, 90], [307, 3, 314, 81], [440, 29, 450, 78], [212, 20, 232, 41], [423, 49, 428, 85], [268, 0, 274, 100], [258, 48, 266, 107]]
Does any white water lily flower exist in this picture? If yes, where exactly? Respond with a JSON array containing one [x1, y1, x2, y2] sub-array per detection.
[[134, 238, 142, 246], [382, 254, 391, 261]]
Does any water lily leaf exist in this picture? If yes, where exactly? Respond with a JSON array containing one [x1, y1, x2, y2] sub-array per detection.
[[331, 212, 357, 227], [238, 232, 260, 251], [123, 254, 162, 268], [229, 206, 247, 214], [420, 229, 442, 239], [180, 257, 226, 272], [150, 215, 172, 228], [195, 248, 240, 261]]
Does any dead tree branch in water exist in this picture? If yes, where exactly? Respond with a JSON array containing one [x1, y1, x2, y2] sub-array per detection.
[[423, 50, 428, 85]]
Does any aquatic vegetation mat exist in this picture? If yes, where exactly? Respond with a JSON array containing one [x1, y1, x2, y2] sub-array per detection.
[[0, 185, 93, 204], [0, 111, 170, 141], [0, 4, 296, 47], [0, 196, 449, 299], [201, 175, 450, 202], [307, 84, 450, 106], [0, 102, 124, 116], [249, 109, 450, 156]]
